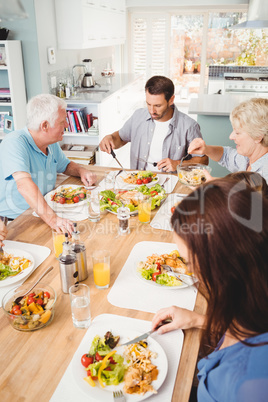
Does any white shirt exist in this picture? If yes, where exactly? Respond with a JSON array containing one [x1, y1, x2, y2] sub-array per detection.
[[147, 118, 172, 171]]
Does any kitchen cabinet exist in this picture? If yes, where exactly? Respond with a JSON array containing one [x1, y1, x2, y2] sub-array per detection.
[[62, 75, 144, 167], [0, 41, 27, 139], [55, 0, 126, 49]]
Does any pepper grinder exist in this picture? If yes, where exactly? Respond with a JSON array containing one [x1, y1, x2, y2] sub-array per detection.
[[71, 223, 88, 281], [59, 233, 78, 293], [117, 206, 130, 235]]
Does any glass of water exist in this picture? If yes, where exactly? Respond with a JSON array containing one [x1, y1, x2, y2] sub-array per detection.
[[87, 190, 101, 222], [69, 284, 91, 329]]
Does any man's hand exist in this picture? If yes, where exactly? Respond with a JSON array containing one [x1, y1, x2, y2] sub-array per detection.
[[48, 215, 74, 236], [157, 158, 179, 172], [0, 219, 8, 248], [99, 134, 115, 153], [188, 138, 207, 155], [79, 168, 97, 187]]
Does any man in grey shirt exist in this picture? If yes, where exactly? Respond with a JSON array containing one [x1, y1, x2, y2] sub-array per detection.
[[99, 76, 208, 172]]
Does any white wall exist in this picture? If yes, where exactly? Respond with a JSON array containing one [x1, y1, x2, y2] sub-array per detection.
[[126, 0, 248, 6]]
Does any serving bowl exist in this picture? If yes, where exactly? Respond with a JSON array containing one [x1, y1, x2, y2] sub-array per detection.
[[2, 283, 56, 331], [177, 163, 212, 187]]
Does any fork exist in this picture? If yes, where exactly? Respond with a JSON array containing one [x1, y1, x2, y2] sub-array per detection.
[[161, 177, 170, 189], [162, 264, 197, 286], [113, 390, 126, 402], [179, 153, 189, 166]]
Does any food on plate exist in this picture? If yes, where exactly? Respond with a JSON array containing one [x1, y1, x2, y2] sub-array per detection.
[[50, 186, 87, 204], [0, 252, 32, 281], [171, 202, 180, 214], [121, 171, 157, 185], [100, 184, 166, 214], [123, 340, 158, 395], [177, 167, 207, 186], [137, 250, 192, 287], [81, 331, 126, 388], [6, 288, 55, 330]]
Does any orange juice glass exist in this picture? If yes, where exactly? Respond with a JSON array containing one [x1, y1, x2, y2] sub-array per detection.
[[92, 250, 110, 289], [138, 196, 152, 223], [52, 230, 65, 258]]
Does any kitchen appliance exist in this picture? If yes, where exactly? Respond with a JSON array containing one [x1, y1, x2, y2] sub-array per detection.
[[231, 0, 268, 29], [82, 58, 96, 88], [224, 72, 268, 95]]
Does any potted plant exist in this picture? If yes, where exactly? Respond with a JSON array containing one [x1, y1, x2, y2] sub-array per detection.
[[194, 61, 201, 73]]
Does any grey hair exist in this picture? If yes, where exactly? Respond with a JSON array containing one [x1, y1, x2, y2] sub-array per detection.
[[230, 98, 268, 147], [26, 94, 67, 131]]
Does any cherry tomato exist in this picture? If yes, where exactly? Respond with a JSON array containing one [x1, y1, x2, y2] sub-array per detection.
[[142, 178, 149, 184], [79, 193, 86, 199], [27, 296, 35, 305], [13, 308, 22, 315], [152, 272, 161, 281], [73, 196, 80, 203], [104, 366, 112, 371], [44, 291, 50, 299], [28, 292, 35, 297], [136, 179, 142, 185], [150, 191, 158, 196], [36, 298, 43, 306], [11, 305, 21, 314], [58, 197, 66, 204], [86, 370, 98, 380], [171, 206, 176, 214], [147, 177, 152, 182], [95, 352, 104, 361], [81, 354, 94, 367]]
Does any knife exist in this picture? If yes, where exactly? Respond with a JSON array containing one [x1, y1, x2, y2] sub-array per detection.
[[110, 149, 127, 175], [120, 319, 172, 346], [0, 216, 8, 256]]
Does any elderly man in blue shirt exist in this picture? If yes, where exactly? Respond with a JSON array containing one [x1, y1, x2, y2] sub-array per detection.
[[99, 76, 208, 172], [0, 94, 97, 234]]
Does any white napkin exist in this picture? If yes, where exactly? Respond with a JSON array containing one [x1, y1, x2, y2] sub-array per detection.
[[0, 240, 51, 308], [50, 314, 184, 402], [150, 193, 187, 231], [108, 241, 198, 314]]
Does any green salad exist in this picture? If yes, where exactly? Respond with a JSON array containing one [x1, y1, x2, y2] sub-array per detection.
[[100, 184, 166, 214], [137, 262, 182, 287], [82, 331, 126, 388]]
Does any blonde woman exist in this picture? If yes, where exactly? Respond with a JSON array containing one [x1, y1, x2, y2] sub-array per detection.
[[188, 98, 268, 183]]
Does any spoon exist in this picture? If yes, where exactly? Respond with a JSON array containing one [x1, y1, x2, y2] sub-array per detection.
[[14, 265, 54, 304]]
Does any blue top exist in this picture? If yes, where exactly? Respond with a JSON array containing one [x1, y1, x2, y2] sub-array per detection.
[[0, 127, 70, 219], [119, 105, 203, 171], [197, 332, 268, 402], [218, 146, 268, 184]]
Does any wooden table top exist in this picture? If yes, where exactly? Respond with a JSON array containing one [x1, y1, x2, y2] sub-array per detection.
[[0, 167, 206, 402]]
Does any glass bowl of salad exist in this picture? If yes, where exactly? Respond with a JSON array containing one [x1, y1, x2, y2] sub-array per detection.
[[177, 164, 212, 187], [2, 282, 57, 331]]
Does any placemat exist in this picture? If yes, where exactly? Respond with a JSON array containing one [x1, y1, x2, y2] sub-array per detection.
[[50, 314, 184, 402], [108, 242, 197, 314], [150, 193, 187, 231], [0, 240, 51, 308]]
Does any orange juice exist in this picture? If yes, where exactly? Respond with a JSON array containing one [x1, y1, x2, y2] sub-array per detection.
[[93, 262, 110, 288], [138, 200, 151, 223], [53, 233, 65, 258]]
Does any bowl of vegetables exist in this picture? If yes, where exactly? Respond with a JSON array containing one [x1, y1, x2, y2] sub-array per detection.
[[177, 164, 211, 187], [2, 283, 56, 331]]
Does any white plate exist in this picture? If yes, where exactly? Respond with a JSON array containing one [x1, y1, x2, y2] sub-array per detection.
[[71, 326, 168, 402], [0, 248, 35, 288], [44, 185, 88, 210], [150, 194, 186, 232], [117, 171, 159, 189]]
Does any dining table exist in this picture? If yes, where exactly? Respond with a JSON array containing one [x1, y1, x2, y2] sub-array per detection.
[[0, 166, 207, 402]]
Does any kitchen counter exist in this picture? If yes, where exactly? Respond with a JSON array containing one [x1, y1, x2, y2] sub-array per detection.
[[189, 93, 266, 116], [65, 73, 141, 104]]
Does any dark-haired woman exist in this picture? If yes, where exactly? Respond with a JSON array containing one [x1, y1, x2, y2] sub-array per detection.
[[152, 179, 268, 402]]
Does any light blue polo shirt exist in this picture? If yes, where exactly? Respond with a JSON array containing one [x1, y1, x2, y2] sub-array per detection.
[[0, 127, 70, 219]]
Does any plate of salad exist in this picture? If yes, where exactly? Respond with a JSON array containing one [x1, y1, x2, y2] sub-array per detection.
[[118, 171, 159, 189], [44, 185, 88, 210], [71, 328, 168, 401], [136, 250, 193, 290], [100, 184, 167, 216], [0, 248, 35, 287]]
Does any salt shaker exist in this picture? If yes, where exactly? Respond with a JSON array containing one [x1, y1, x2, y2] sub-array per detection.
[[117, 206, 130, 235], [71, 223, 88, 282], [59, 233, 79, 293]]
